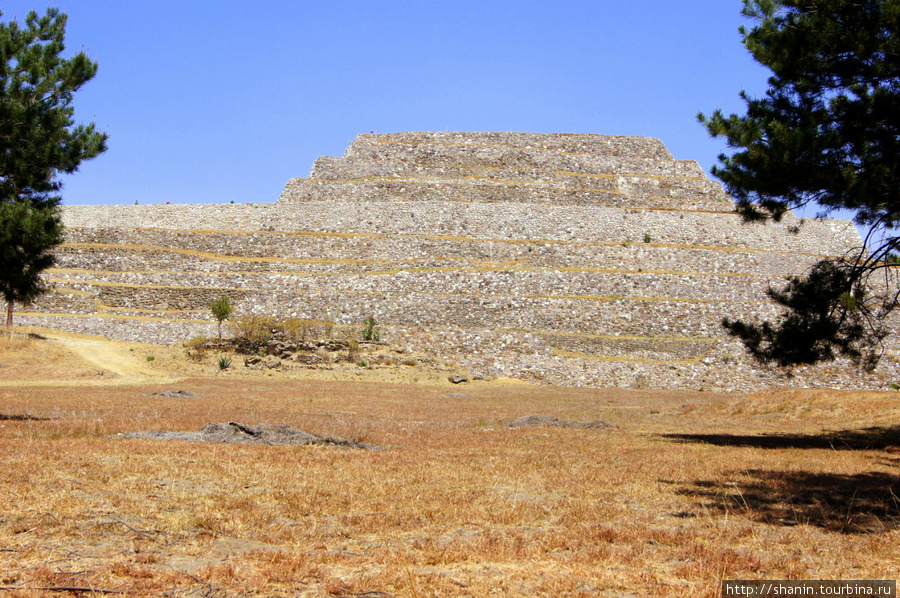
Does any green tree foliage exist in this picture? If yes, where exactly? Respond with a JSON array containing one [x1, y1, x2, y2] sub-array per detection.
[[723, 260, 879, 367], [0, 9, 107, 327], [0, 201, 61, 326], [209, 295, 234, 339], [699, 0, 900, 369]]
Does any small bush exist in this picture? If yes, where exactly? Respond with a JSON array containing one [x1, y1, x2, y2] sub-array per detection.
[[361, 316, 381, 341], [321, 309, 336, 339], [230, 315, 276, 346], [279, 318, 301, 340], [186, 336, 207, 349], [146, 355, 155, 362], [643, 233, 652, 243], [217, 355, 232, 370], [185, 348, 205, 363], [281, 318, 320, 341]]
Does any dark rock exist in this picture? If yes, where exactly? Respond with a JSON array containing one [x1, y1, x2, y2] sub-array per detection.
[[448, 374, 469, 384]]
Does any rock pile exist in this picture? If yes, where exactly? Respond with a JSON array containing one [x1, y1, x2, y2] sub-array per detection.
[[124, 421, 379, 449]]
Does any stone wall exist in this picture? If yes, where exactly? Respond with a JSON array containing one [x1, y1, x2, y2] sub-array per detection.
[[54, 236, 827, 277], [12, 132, 898, 391], [348, 132, 675, 160], [61, 201, 858, 254]]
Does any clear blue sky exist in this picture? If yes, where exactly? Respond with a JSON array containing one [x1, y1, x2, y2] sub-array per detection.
[[3, 1, 772, 207]]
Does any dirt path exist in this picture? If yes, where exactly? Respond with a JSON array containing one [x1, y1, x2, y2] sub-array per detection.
[[0, 329, 182, 386], [57, 334, 180, 384]]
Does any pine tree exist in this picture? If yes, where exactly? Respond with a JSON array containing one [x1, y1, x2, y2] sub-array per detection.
[[699, 0, 900, 369], [0, 9, 107, 327], [0, 201, 62, 326]]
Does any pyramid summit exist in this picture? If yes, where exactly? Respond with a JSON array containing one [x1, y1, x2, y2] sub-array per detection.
[[26, 131, 898, 390], [281, 132, 732, 208]]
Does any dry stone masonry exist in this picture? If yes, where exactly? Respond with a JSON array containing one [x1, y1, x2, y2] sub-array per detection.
[[14, 132, 900, 390]]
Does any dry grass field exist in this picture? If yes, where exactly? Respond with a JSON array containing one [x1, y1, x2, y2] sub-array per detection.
[[0, 330, 898, 597]]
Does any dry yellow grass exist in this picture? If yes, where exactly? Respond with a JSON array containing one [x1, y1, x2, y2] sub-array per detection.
[[0, 334, 898, 596]]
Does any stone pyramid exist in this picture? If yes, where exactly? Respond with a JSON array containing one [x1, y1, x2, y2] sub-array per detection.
[[18, 132, 897, 390]]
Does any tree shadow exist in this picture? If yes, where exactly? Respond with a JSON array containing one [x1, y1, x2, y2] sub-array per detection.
[[662, 426, 900, 451], [668, 469, 900, 534]]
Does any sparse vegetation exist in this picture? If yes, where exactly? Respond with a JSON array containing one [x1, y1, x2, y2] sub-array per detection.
[[229, 315, 340, 354], [213, 313, 396, 369], [279, 317, 323, 340], [217, 355, 231, 370], [0, 330, 32, 350], [229, 315, 276, 350]]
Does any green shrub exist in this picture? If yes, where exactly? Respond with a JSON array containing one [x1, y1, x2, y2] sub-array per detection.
[[361, 316, 381, 341], [217, 355, 232, 370]]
